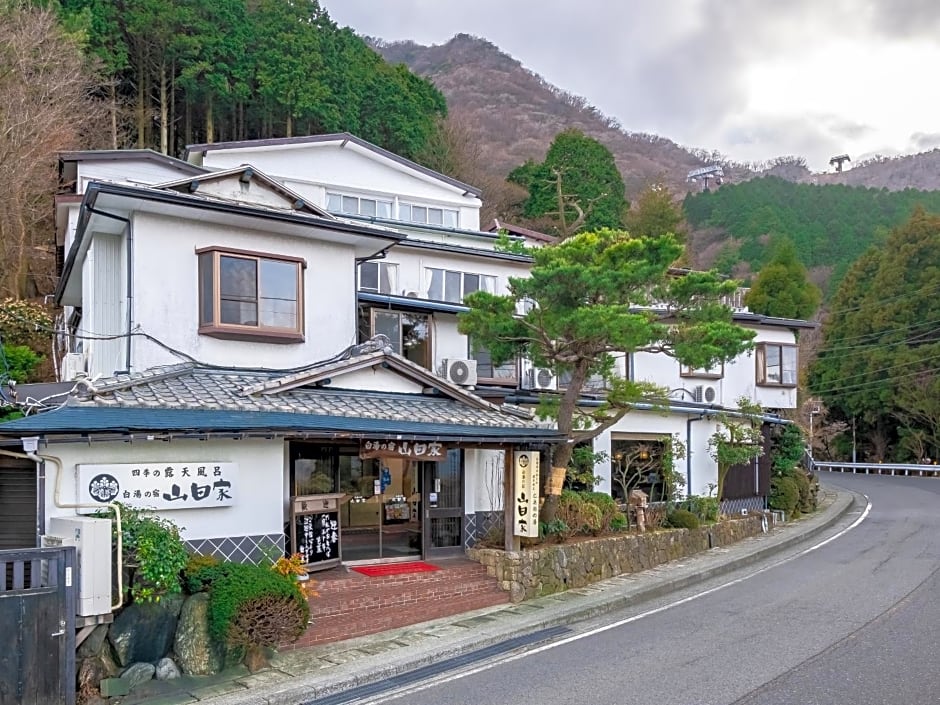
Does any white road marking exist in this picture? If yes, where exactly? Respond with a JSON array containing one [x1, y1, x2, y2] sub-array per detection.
[[355, 497, 872, 704]]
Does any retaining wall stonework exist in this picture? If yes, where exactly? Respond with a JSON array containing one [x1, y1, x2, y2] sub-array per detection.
[[467, 515, 770, 602]]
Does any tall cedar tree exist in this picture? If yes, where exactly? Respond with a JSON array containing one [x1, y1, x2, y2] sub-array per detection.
[[56, 0, 446, 159], [809, 208, 940, 461], [458, 228, 754, 521], [508, 129, 628, 238], [744, 237, 821, 319]]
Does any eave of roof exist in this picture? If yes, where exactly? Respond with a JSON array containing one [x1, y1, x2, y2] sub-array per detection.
[[55, 181, 406, 304], [0, 407, 562, 444], [358, 292, 468, 315], [58, 149, 207, 176], [184, 132, 483, 198]]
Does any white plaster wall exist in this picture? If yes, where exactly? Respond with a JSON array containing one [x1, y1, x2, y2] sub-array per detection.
[[464, 449, 505, 514], [127, 211, 358, 371], [432, 315, 469, 373], [43, 438, 285, 541], [76, 161, 198, 192], [330, 367, 424, 393], [594, 410, 721, 499], [201, 143, 480, 227]]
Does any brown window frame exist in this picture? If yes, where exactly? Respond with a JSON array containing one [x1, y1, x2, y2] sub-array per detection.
[[755, 343, 798, 387], [197, 246, 305, 344]]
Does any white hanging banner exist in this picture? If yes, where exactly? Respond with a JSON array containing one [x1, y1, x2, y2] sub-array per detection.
[[513, 451, 540, 537], [78, 462, 238, 510]]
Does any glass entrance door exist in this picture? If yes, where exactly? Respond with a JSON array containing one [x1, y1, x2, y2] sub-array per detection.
[[423, 450, 464, 557], [338, 455, 422, 562]]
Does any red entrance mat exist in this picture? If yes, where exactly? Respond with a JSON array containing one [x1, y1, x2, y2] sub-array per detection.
[[351, 561, 440, 577]]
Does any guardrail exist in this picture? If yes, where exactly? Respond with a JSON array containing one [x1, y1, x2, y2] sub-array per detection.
[[814, 460, 940, 477]]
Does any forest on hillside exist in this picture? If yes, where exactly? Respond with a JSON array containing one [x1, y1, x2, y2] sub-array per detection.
[[54, 0, 446, 159], [683, 177, 940, 292]]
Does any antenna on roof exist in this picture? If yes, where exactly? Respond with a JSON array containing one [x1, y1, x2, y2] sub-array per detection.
[[829, 154, 850, 172], [686, 165, 724, 192]]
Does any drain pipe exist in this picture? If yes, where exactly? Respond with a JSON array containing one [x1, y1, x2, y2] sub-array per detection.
[[0, 446, 124, 611], [686, 413, 706, 496]]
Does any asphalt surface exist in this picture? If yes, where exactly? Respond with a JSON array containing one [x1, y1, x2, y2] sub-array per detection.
[[123, 475, 880, 705]]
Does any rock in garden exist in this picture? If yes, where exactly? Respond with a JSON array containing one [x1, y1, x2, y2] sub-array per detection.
[[77, 624, 109, 659], [120, 662, 155, 690], [174, 592, 223, 675], [108, 594, 184, 666], [155, 657, 181, 680]]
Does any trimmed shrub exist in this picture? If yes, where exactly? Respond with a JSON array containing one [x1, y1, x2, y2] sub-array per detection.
[[665, 508, 700, 530], [769, 475, 800, 516], [196, 563, 309, 648], [581, 491, 620, 533], [680, 495, 720, 524]]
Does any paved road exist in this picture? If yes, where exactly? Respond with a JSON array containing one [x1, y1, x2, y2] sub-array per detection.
[[346, 474, 940, 705]]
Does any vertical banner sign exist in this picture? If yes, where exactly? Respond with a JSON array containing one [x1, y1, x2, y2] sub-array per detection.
[[513, 451, 540, 537]]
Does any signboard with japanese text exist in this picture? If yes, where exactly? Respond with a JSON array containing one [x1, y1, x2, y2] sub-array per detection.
[[513, 451, 540, 537], [294, 511, 340, 567], [77, 462, 237, 510], [360, 439, 449, 461]]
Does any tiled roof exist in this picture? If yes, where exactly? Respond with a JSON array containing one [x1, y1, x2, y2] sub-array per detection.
[[0, 355, 558, 442]]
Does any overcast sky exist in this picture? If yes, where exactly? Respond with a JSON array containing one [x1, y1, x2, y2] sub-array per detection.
[[323, 0, 940, 173]]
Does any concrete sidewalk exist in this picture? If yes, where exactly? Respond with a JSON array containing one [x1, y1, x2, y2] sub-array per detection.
[[120, 484, 858, 705]]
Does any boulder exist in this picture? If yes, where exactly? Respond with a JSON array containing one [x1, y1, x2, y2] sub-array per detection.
[[77, 624, 109, 660], [120, 662, 155, 691], [174, 593, 223, 675], [77, 656, 108, 699], [155, 657, 181, 680], [108, 595, 184, 666]]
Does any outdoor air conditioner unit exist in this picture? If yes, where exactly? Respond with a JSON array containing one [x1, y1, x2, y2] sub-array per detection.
[[441, 358, 478, 386], [694, 385, 719, 404], [42, 516, 112, 617], [61, 352, 86, 382], [524, 366, 557, 391]]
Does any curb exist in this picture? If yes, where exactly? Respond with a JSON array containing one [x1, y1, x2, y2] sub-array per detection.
[[213, 485, 860, 705]]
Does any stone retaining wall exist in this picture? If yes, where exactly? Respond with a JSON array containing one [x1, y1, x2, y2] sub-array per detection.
[[468, 514, 770, 602]]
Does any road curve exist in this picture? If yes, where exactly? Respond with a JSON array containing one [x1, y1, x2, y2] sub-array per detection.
[[373, 474, 940, 705]]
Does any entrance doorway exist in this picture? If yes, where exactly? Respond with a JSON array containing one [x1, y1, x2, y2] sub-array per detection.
[[423, 450, 464, 557]]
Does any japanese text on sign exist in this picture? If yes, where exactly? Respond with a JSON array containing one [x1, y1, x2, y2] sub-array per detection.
[[513, 451, 540, 537], [77, 462, 238, 510], [360, 439, 448, 460]]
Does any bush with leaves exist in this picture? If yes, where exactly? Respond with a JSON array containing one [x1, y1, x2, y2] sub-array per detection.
[[580, 491, 625, 533], [677, 495, 720, 524], [769, 475, 800, 516], [1, 344, 42, 383], [0, 298, 53, 350], [186, 562, 309, 649], [665, 508, 700, 530], [97, 504, 188, 603]]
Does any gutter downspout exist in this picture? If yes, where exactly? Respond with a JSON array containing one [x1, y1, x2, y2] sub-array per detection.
[[687, 414, 705, 496], [0, 447, 124, 611], [86, 206, 133, 373]]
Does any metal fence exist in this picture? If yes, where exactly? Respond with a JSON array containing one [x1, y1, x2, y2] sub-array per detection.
[[814, 460, 940, 477]]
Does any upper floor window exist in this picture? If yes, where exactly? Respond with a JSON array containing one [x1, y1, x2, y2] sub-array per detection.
[[400, 203, 458, 228], [326, 192, 392, 219], [426, 268, 496, 303], [470, 344, 517, 384], [359, 261, 398, 295], [756, 343, 797, 386], [680, 362, 724, 379], [197, 247, 304, 343], [359, 306, 430, 369]]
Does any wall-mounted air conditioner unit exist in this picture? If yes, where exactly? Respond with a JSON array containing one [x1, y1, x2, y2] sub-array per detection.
[[61, 352, 86, 382], [42, 516, 112, 617], [523, 365, 557, 391], [441, 358, 477, 386], [694, 385, 720, 404]]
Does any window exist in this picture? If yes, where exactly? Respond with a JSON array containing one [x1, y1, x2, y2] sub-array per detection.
[[680, 362, 724, 379], [400, 203, 458, 228], [359, 307, 431, 369], [326, 192, 392, 219], [426, 268, 496, 303], [358, 261, 398, 294], [197, 248, 304, 342], [756, 343, 797, 386], [470, 344, 517, 384]]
